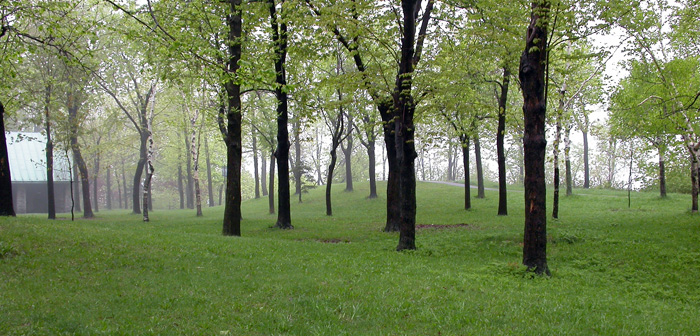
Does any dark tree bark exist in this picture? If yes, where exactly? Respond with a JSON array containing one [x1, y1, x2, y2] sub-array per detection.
[[221, 0, 244, 236], [269, 0, 292, 229], [552, 85, 564, 219], [691, 155, 698, 212], [394, 0, 431, 251], [44, 85, 56, 219], [133, 134, 147, 213], [497, 67, 511, 216], [520, 0, 550, 276], [583, 129, 590, 188], [460, 135, 471, 210], [658, 146, 667, 198], [326, 149, 338, 216], [67, 90, 93, 218], [380, 101, 400, 232], [73, 163, 81, 212], [474, 135, 485, 199], [205, 135, 215, 207], [0, 100, 15, 216], [324, 88, 349, 216], [178, 156, 184, 209], [268, 153, 276, 214], [252, 130, 261, 199]]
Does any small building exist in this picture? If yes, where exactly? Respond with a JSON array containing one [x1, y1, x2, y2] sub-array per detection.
[[7, 132, 73, 214]]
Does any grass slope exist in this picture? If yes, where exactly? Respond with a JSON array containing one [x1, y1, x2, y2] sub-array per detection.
[[1, 182, 699, 335]]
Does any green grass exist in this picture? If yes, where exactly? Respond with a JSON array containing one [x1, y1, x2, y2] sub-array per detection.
[[1, 181, 699, 335]]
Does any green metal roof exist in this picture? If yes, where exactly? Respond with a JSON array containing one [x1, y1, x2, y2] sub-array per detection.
[[6, 132, 72, 182]]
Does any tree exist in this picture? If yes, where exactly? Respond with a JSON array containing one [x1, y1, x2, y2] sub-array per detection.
[[615, 1, 700, 210], [97, 44, 158, 215], [353, 100, 379, 199], [609, 59, 687, 199], [393, 0, 435, 251], [340, 111, 354, 192], [267, 0, 293, 229], [305, 0, 401, 232], [0, 101, 14, 216], [520, 0, 550, 275], [221, 0, 245, 235], [322, 91, 351, 216]]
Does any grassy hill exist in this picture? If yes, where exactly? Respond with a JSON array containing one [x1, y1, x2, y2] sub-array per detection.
[[1, 181, 699, 335]]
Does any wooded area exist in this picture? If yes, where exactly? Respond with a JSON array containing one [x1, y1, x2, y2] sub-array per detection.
[[2, 0, 699, 274]]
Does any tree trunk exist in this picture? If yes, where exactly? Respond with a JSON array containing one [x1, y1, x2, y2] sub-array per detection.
[[191, 114, 203, 217], [142, 123, 155, 222], [221, 0, 244, 236], [564, 123, 573, 196], [67, 92, 93, 218], [178, 157, 184, 209], [184, 128, 194, 209], [261, 147, 268, 196], [269, 0, 292, 229], [519, 0, 550, 276], [0, 100, 15, 216], [73, 163, 81, 212], [691, 155, 698, 213], [293, 119, 303, 199], [474, 135, 485, 199], [342, 114, 354, 192], [268, 153, 276, 214], [658, 146, 666, 198], [419, 144, 425, 181], [44, 86, 56, 219], [132, 133, 147, 214], [218, 183, 223, 206], [461, 135, 471, 210], [394, 0, 422, 251], [583, 130, 590, 189], [497, 67, 510, 216], [368, 137, 378, 198], [381, 101, 400, 232], [326, 150, 337, 216], [552, 85, 564, 219], [205, 135, 215, 207], [115, 168, 122, 210], [252, 130, 261, 199]]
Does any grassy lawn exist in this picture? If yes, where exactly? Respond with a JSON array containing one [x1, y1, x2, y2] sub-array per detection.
[[1, 181, 699, 335]]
